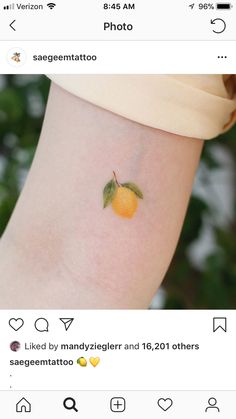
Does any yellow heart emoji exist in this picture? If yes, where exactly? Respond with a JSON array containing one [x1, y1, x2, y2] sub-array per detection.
[[89, 357, 100, 367]]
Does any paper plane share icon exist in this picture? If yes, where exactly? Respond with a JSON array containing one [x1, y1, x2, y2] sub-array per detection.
[[60, 318, 74, 331]]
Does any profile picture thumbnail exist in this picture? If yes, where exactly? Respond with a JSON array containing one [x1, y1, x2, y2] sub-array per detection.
[[10, 341, 21, 352]]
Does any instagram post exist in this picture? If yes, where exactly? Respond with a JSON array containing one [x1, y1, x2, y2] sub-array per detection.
[[0, 1, 236, 416], [0, 74, 236, 419], [0, 74, 236, 309]]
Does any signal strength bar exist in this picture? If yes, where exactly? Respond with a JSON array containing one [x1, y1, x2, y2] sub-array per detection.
[[3, 3, 14, 9]]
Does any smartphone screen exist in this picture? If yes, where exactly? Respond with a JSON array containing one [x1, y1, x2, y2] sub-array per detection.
[[0, 1, 236, 417]]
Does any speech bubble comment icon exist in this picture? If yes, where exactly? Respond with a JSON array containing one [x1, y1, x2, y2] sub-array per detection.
[[34, 318, 49, 332]]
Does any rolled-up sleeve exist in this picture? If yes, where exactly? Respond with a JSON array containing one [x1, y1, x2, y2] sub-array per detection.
[[48, 74, 236, 140]]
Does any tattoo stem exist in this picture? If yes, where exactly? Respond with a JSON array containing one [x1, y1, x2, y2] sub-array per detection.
[[113, 171, 121, 187]]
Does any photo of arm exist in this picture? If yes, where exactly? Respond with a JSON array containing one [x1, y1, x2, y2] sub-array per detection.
[[0, 75, 235, 309]]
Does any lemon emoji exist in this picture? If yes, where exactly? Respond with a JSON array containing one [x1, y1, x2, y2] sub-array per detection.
[[103, 171, 143, 219], [77, 357, 87, 367]]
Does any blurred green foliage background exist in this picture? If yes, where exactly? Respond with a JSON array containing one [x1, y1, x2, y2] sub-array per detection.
[[0, 75, 235, 308]]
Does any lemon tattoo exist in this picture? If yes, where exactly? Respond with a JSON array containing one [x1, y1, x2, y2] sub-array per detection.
[[103, 171, 143, 219]]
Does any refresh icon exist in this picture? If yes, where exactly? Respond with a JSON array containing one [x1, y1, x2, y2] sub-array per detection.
[[211, 18, 226, 34]]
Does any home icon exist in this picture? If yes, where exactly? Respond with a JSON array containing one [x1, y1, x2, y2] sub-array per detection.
[[16, 397, 31, 413]]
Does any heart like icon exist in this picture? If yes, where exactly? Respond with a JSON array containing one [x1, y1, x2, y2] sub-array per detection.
[[89, 357, 100, 367], [157, 398, 173, 411], [9, 318, 24, 331]]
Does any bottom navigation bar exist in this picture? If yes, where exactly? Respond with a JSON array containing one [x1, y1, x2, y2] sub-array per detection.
[[1, 391, 235, 418]]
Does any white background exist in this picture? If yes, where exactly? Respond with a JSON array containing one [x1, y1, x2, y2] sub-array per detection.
[[0, 0, 235, 73], [0, 40, 235, 73], [0, 310, 235, 418], [0, 0, 235, 40], [0, 310, 235, 391]]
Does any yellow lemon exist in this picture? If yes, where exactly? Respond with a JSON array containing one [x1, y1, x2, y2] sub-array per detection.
[[112, 187, 138, 219], [77, 357, 87, 367]]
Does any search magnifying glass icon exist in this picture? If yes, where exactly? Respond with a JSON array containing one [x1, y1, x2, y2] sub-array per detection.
[[63, 397, 78, 412]]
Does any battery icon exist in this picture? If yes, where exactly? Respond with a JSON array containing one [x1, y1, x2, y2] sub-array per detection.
[[216, 3, 232, 9]]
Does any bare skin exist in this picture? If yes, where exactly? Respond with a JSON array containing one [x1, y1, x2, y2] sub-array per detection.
[[0, 83, 203, 308]]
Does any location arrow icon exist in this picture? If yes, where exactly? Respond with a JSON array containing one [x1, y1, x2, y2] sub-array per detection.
[[59, 318, 74, 331]]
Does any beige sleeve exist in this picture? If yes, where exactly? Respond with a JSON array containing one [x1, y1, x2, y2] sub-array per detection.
[[48, 75, 236, 140]]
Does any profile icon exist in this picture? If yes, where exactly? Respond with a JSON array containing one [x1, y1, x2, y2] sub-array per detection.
[[11, 52, 21, 63], [10, 341, 21, 352], [205, 397, 220, 412]]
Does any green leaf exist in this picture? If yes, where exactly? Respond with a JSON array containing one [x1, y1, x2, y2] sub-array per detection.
[[103, 179, 117, 208], [122, 182, 144, 199]]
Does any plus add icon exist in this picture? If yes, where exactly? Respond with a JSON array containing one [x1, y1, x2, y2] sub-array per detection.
[[110, 397, 126, 413]]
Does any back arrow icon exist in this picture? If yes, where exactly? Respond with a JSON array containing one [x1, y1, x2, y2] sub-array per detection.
[[10, 20, 16, 31], [211, 18, 226, 34]]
